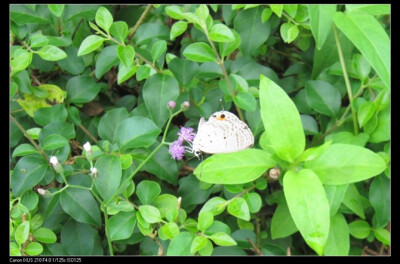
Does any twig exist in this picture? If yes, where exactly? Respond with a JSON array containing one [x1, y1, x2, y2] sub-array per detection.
[[128, 4, 153, 40], [247, 238, 262, 255], [78, 124, 98, 144]]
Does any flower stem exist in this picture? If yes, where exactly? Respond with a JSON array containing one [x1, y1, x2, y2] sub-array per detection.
[[103, 207, 114, 256], [333, 25, 359, 135]]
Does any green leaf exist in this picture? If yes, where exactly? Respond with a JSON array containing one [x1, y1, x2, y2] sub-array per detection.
[[369, 175, 390, 228], [57, 46, 85, 75], [209, 23, 235, 42], [33, 228, 57, 244], [115, 116, 161, 150], [11, 156, 49, 197], [95, 45, 120, 79], [136, 180, 161, 205], [194, 149, 276, 184], [42, 133, 69, 151], [198, 238, 213, 256], [283, 169, 330, 256], [138, 205, 162, 223], [345, 4, 390, 16], [36, 45, 67, 61], [109, 211, 136, 241], [280, 23, 299, 43], [304, 143, 386, 185], [12, 144, 38, 158], [342, 183, 365, 219], [160, 222, 180, 239], [234, 7, 270, 56], [195, 4, 209, 23], [271, 199, 298, 239], [183, 42, 216, 62], [168, 58, 200, 86], [200, 197, 227, 216], [369, 106, 390, 143], [151, 40, 167, 64], [170, 21, 188, 40], [305, 80, 341, 117], [198, 212, 214, 232], [324, 184, 348, 216], [60, 188, 102, 227], [165, 5, 185, 20], [143, 144, 178, 185], [243, 192, 262, 213], [60, 220, 103, 255], [11, 49, 33, 76], [209, 232, 237, 246], [270, 4, 283, 17], [333, 11, 390, 89], [219, 29, 241, 59], [77, 35, 105, 56], [167, 232, 195, 256], [177, 174, 212, 207], [357, 101, 376, 128], [110, 21, 128, 43], [261, 8, 273, 22], [133, 22, 169, 45], [117, 45, 135, 67], [233, 91, 256, 111], [324, 213, 349, 256], [301, 115, 318, 135], [34, 104, 67, 126], [348, 220, 370, 239], [142, 73, 179, 128], [353, 53, 371, 81], [227, 197, 250, 221], [30, 34, 49, 48], [39, 121, 75, 143], [10, 82, 18, 100], [259, 75, 305, 162], [308, 5, 337, 50], [27, 128, 41, 139], [48, 4, 65, 17], [66, 75, 101, 104], [117, 61, 137, 84], [98, 107, 129, 142], [153, 194, 178, 218], [191, 236, 208, 253], [15, 221, 30, 245], [25, 242, 43, 256], [95, 6, 113, 32], [94, 155, 122, 201], [373, 228, 390, 245]]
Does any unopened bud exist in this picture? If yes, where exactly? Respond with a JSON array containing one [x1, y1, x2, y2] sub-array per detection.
[[267, 167, 281, 182], [83, 142, 92, 153], [37, 188, 51, 198], [49, 156, 64, 174], [183, 101, 190, 109], [90, 167, 99, 178], [168, 100, 176, 109]]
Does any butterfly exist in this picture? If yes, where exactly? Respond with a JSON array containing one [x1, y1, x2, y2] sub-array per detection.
[[191, 111, 254, 157]]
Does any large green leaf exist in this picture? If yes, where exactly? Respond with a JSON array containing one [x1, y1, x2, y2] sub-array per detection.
[[142, 74, 179, 128], [227, 197, 250, 221], [143, 144, 178, 185], [34, 104, 67, 126], [60, 220, 103, 255], [305, 80, 341, 117], [304, 143, 386, 185], [98, 107, 129, 142], [77, 35, 105, 56], [60, 188, 102, 227], [333, 10, 390, 89], [57, 46, 85, 75], [115, 117, 161, 151], [109, 211, 136, 241], [95, 45, 120, 79], [342, 183, 365, 219], [283, 169, 330, 256], [183, 43, 217, 63], [66, 75, 101, 104], [324, 184, 348, 216], [369, 175, 390, 228], [308, 5, 337, 50], [234, 7, 270, 56], [136, 180, 161, 205], [94, 155, 122, 201], [167, 232, 195, 256], [168, 58, 200, 86], [194, 149, 275, 184], [259, 75, 305, 162], [11, 156, 50, 197], [324, 213, 349, 256], [271, 199, 298, 239]]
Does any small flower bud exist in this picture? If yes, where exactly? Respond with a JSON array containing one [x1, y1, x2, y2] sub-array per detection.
[[90, 167, 99, 178], [168, 100, 176, 109], [83, 142, 92, 153], [49, 156, 59, 167], [267, 167, 281, 182], [183, 101, 190, 109], [37, 188, 51, 198]]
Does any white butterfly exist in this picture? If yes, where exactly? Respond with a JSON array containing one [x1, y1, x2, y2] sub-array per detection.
[[191, 111, 254, 157]]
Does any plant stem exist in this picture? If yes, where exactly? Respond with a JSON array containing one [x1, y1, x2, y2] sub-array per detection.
[[103, 207, 114, 256], [78, 124, 98, 144], [128, 4, 153, 41], [333, 25, 359, 135], [10, 114, 50, 165], [204, 27, 245, 121], [135, 52, 163, 74]]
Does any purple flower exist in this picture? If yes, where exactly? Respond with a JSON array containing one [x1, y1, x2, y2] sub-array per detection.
[[169, 140, 185, 160], [178, 126, 196, 143]]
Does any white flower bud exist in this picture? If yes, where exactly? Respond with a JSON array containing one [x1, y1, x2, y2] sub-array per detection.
[[37, 188, 46, 195], [49, 156, 59, 167], [90, 167, 99, 178], [83, 142, 92, 153]]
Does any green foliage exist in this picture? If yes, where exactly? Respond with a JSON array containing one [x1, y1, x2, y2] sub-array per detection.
[[10, 4, 390, 256]]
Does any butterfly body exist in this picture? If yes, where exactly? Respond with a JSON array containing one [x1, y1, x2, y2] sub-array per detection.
[[192, 111, 254, 157]]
